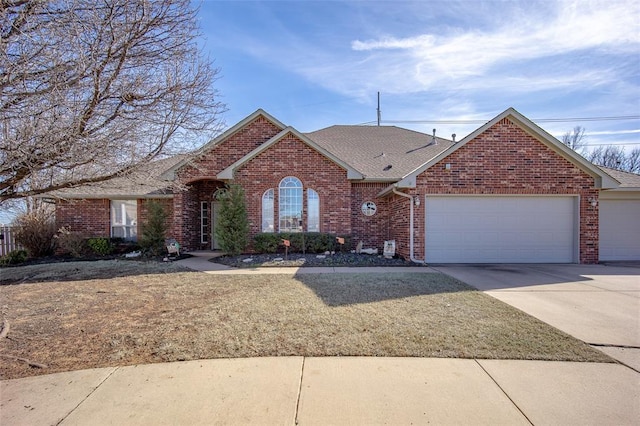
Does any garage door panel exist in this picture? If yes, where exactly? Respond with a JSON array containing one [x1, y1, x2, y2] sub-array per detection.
[[599, 200, 640, 261], [425, 196, 575, 263]]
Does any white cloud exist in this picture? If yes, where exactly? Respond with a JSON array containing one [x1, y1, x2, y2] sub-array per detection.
[[347, 0, 639, 92]]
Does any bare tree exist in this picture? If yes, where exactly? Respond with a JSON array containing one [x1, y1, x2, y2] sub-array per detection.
[[625, 148, 640, 173], [587, 145, 627, 170], [1, 0, 224, 202], [560, 126, 587, 153]]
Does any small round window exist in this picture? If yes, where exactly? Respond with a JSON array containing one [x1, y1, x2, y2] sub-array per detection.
[[361, 201, 377, 216]]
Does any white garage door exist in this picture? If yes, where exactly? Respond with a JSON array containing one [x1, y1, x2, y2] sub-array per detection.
[[599, 199, 640, 261], [425, 196, 576, 263]]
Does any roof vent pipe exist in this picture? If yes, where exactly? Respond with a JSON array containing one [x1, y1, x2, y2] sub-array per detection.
[[452, 133, 456, 143], [432, 129, 437, 145]]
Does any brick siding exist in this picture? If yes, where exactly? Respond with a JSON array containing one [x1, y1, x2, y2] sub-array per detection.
[[233, 133, 352, 245], [396, 117, 599, 263], [350, 182, 390, 251], [56, 199, 111, 237]]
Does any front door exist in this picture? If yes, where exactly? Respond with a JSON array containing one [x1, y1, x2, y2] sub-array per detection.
[[210, 201, 221, 250]]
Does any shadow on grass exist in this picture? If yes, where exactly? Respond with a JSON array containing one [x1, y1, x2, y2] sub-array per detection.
[[293, 272, 475, 307]]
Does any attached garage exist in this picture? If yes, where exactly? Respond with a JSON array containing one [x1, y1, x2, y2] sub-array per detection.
[[425, 196, 578, 263], [599, 198, 640, 261]]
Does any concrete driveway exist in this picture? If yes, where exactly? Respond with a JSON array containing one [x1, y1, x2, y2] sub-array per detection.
[[434, 263, 640, 370]]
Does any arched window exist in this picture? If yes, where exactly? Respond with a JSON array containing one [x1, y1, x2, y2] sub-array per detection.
[[262, 189, 274, 232], [279, 177, 303, 232], [307, 189, 320, 232]]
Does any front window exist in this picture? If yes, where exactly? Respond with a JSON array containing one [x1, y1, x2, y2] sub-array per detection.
[[262, 189, 274, 232], [279, 177, 303, 232], [201, 202, 209, 243], [111, 200, 137, 241], [307, 189, 320, 232]]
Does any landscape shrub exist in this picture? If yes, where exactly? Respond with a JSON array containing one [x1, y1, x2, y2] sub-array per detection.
[[14, 210, 57, 257], [87, 237, 113, 256], [0, 249, 28, 265], [253, 233, 280, 253], [215, 184, 249, 256], [139, 200, 168, 256], [253, 232, 351, 254], [56, 227, 89, 257]]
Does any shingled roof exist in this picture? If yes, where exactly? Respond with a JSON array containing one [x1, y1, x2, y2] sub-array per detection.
[[49, 155, 186, 199], [598, 166, 640, 189], [305, 126, 453, 180]]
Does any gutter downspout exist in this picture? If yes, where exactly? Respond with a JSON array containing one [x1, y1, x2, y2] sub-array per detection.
[[392, 187, 425, 264]]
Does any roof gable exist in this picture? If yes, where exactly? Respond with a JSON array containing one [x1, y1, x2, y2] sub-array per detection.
[[162, 109, 288, 180], [385, 107, 619, 194], [217, 127, 364, 180]]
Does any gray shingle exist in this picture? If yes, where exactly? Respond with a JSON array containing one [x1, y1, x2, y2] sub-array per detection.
[[305, 125, 453, 180], [598, 166, 640, 188]]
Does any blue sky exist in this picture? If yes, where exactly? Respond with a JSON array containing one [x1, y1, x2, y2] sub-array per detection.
[[199, 0, 639, 148]]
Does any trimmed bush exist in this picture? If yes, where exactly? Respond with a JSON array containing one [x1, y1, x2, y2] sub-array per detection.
[[139, 200, 168, 256], [87, 237, 113, 256], [0, 249, 28, 265], [253, 232, 351, 254], [215, 184, 249, 256]]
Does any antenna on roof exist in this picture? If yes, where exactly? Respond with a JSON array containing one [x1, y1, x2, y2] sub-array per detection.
[[377, 92, 381, 126]]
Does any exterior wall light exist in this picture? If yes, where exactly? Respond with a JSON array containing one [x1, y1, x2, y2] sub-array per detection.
[[589, 198, 597, 207], [414, 196, 421, 206]]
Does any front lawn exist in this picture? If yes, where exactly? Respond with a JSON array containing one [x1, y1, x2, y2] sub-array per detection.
[[0, 262, 611, 379]]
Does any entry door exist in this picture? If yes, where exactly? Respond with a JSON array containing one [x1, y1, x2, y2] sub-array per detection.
[[210, 201, 221, 250]]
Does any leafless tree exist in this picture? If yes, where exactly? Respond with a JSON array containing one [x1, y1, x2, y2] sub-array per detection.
[[561, 126, 587, 153], [625, 148, 640, 173], [1, 0, 225, 202], [587, 145, 627, 170]]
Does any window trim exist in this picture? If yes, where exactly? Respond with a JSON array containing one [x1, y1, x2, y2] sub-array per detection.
[[279, 177, 303, 233], [307, 188, 320, 232], [262, 189, 275, 233], [110, 199, 137, 241], [201, 201, 209, 244]]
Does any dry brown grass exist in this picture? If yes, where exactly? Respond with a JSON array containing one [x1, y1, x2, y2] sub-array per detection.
[[0, 262, 611, 379]]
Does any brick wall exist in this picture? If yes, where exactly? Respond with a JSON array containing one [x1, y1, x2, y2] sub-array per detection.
[[177, 116, 283, 183], [56, 199, 111, 237], [398, 117, 598, 263], [388, 190, 418, 261], [350, 182, 390, 251], [233, 133, 352, 245]]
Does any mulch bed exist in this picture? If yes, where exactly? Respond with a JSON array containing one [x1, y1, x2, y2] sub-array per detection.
[[212, 252, 421, 268]]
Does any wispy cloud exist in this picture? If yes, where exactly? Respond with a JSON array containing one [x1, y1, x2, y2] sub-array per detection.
[[344, 0, 639, 95]]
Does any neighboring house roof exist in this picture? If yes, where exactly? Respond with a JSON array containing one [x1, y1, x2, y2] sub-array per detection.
[[598, 166, 640, 190], [48, 155, 184, 199], [306, 125, 453, 180], [218, 127, 364, 180], [379, 107, 621, 196]]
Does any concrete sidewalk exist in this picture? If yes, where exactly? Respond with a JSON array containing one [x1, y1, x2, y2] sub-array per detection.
[[2, 357, 638, 425]]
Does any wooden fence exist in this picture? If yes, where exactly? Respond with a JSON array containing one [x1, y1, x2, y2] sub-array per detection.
[[0, 225, 22, 257]]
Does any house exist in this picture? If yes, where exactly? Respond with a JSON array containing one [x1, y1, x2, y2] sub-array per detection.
[[51, 107, 640, 263]]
